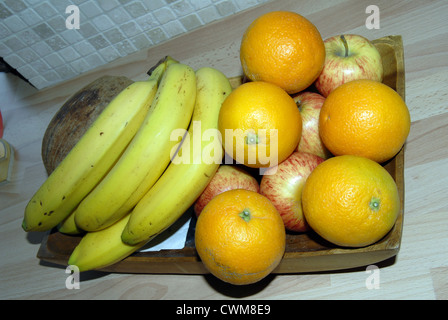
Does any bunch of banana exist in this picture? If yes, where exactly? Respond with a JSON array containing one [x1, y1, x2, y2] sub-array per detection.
[[23, 54, 232, 271], [68, 67, 232, 272], [21, 57, 174, 232]]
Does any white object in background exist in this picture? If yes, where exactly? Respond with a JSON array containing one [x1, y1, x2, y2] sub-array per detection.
[[139, 213, 191, 252]]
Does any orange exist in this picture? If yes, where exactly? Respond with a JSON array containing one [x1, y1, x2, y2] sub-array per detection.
[[218, 81, 302, 168], [195, 189, 285, 285], [319, 79, 410, 163], [302, 155, 400, 247], [240, 11, 325, 94]]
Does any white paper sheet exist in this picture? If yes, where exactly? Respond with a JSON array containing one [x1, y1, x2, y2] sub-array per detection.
[[138, 212, 192, 252]]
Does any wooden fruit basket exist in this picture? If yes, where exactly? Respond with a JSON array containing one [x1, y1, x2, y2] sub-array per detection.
[[37, 35, 405, 274]]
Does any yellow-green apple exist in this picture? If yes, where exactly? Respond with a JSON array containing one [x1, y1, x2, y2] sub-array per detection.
[[315, 34, 383, 97], [260, 151, 324, 232], [194, 165, 259, 217], [293, 92, 331, 159]]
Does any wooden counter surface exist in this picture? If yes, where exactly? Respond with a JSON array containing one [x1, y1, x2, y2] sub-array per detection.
[[1, 0, 447, 300]]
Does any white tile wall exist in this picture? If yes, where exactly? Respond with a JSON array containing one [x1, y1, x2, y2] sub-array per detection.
[[0, 0, 270, 89]]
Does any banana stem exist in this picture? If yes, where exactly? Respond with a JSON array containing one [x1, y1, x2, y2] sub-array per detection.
[[147, 56, 179, 83], [146, 56, 168, 76]]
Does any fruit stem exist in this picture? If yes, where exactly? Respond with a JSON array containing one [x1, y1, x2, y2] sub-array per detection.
[[369, 197, 381, 211], [146, 56, 179, 83], [245, 132, 259, 145], [239, 208, 251, 222], [295, 99, 303, 112], [340, 35, 349, 57]]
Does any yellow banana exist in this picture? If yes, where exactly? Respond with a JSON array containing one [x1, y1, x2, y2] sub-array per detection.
[[109, 56, 184, 218], [122, 67, 232, 245], [58, 211, 83, 235], [22, 74, 162, 232], [68, 213, 150, 272], [74, 63, 197, 232]]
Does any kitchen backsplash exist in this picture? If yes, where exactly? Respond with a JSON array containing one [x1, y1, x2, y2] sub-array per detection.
[[0, 0, 270, 90]]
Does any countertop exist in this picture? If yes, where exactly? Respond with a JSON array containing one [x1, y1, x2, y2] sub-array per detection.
[[1, 0, 447, 300]]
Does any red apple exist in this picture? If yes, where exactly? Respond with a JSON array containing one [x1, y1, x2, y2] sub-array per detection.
[[260, 151, 324, 232], [293, 92, 331, 160], [194, 165, 259, 217], [315, 34, 383, 97]]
